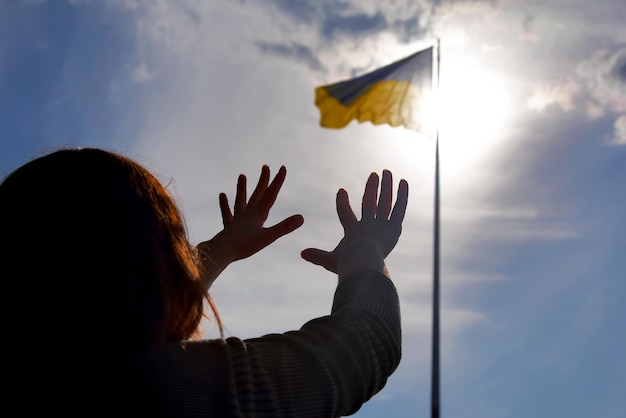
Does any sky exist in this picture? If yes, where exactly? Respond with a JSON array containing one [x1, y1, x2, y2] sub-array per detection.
[[1, 1, 625, 417]]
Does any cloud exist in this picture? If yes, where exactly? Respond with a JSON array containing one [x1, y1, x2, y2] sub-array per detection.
[[256, 41, 325, 72], [613, 114, 626, 145], [320, 11, 389, 40], [519, 13, 540, 43], [262, 0, 330, 23], [264, 0, 432, 45], [609, 49, 626, 83], [578, 46, 626, 115], [131, 62, 156, 83], [112, 0, 430, 88], [527, 76, 580, 112], [114, 0, 267, 57], [528, 45, 626, 145]]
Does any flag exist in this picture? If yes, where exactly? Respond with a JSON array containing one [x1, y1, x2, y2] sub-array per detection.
[[315, 46, 434, 133]]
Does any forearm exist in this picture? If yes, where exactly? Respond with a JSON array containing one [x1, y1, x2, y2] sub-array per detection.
[[326, 271, 401, 414], [238, 270, 401, 416]]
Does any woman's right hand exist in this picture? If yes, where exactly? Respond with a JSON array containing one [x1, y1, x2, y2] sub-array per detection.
[[300, 170, 408, 279]]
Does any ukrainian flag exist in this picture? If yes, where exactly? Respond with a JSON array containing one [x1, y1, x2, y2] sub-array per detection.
[[315, 46, 434, 133]]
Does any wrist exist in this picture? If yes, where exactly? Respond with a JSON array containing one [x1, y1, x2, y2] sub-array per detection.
[[197, 236, 234, 270], [337, 241, 388, 280], [196, 240, 231, 290]]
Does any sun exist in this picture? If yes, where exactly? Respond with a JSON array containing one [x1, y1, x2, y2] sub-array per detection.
[[436, 50, 513, 179]]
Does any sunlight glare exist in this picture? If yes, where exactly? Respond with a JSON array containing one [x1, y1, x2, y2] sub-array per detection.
[[437, 60, 512, 178]]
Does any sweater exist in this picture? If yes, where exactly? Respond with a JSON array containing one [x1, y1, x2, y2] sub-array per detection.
[[120, 271, 401, 417]]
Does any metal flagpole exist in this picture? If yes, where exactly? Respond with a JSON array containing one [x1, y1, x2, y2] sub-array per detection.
[[431, 135, 440, 418], [431, 37, 441, 418]]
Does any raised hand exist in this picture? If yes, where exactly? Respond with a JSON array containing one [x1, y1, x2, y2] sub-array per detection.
[[300, 170, 408, 279], [197, 165, 304, 289]]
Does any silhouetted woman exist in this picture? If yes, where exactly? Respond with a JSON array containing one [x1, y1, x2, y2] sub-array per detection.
[[1, 148, 408, 417]]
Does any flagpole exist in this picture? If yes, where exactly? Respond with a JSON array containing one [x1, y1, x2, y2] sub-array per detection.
[[431, 37, 441, 418], [431, 135, 440, 418]]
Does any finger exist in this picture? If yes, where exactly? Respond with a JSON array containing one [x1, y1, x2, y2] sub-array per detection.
[[258, 165, 287, 217], [390, 179, 409, 225], [336, 188, 357, 230], [219, 193, 233, 226], [300, 248, 338, 273], [264, 215, 304, 242], [361, 172, 379, 219], [376, 169, 393, 220], [234, 174, 247, 214], [248, 165, 270, 206]]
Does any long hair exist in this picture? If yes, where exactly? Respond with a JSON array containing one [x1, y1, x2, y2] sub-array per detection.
[[0, 148, 221, 371]]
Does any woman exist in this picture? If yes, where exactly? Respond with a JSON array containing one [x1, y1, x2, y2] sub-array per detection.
[[1, 147, 408, 417]]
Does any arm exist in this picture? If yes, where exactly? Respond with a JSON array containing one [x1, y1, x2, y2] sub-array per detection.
[[228, 169, 408, 416], [131, 271, 401, 418], [197, 165, 304, 289], [131, 170, 408, 417]]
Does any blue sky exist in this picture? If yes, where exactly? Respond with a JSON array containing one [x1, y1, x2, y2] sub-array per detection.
[[1, 1, 624, 417]]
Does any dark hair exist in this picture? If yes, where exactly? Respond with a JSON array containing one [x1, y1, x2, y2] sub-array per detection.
[[0, 148, 220, 371]]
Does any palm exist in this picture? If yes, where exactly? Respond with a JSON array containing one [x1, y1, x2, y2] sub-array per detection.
[[203, 165, 303, 265], [301, 170, 408, 274]]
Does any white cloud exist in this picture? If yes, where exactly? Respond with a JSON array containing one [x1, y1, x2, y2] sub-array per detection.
[[527, 76, 580, 111], [612, 114, 626, 145], [527, 45, 626, 145], [131, 62, 156, 83], [578, 47, 626, 115]]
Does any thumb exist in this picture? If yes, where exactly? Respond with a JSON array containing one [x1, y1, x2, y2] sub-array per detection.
[[300, 248, 337, 273]]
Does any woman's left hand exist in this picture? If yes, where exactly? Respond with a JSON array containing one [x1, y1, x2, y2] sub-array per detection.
[[197, 165, 304, 289]]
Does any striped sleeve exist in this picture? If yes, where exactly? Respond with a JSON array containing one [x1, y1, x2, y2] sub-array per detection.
[[129, 270, 401, 418], [226, 271, 401, 417]]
